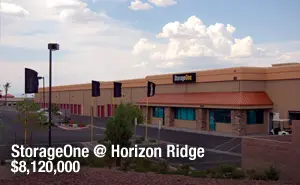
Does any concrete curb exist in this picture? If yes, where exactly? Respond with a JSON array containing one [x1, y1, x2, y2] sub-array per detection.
[[57, 125, 89, 131]]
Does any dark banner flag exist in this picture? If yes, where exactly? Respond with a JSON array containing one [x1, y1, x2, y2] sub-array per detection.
[[113, 82, 122, 98], [92, 80, 100, 97], [147, 81, 156, 97], [25, 68, 39, 94]]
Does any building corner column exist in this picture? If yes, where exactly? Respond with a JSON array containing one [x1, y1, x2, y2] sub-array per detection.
[[196, 108, 208, 131], [231, 109, 246, 136], [164, 107, 174, 127]]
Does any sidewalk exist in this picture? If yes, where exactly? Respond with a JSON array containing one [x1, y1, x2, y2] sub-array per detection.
[[140, 124, 243, 138]]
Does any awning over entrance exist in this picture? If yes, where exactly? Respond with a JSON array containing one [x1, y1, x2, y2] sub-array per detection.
[[137, 92, 273, 107]]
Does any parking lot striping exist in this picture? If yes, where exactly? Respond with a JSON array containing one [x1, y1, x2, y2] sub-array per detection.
[[81, 142, 95, 150], [212, 138, 237, 150], [91, 126, 106, 130], [159, 140, 241, 157], [227, 143, 241, 152]]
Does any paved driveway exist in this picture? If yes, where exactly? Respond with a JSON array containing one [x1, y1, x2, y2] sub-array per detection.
[[71, 115, 241, 154]]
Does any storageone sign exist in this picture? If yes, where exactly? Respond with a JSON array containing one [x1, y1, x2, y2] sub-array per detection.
[[173, 73, 196, 83]]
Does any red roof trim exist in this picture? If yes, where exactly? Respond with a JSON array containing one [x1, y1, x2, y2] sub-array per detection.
[[136, 92, 273, 107]]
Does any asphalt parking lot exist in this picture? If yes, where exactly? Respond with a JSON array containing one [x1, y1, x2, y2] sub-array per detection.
[[1, 108, 241, 171], [141, 143, 240, 170]]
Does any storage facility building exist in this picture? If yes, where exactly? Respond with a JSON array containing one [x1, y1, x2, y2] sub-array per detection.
[[34, 63, 300, 136]]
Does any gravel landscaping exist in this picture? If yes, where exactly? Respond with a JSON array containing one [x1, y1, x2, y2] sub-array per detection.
[[0, 168, 296, 185]]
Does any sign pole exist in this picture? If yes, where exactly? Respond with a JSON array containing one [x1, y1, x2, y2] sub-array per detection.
[[145, 96, 149, 141], [158, 120, 161, 144], [134, 117, 137, 136], [91, 97, 94, 143], [24, 93, 27, 146]]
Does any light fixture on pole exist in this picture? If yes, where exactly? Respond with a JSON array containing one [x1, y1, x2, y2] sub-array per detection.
[[48, 43, 59, 147], [38, 76, 45, 110]]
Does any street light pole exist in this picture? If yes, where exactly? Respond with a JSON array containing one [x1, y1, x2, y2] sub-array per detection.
[[48, 43, 59, 147], [43, 77, 45, 110], [49, 49, 52, 147]]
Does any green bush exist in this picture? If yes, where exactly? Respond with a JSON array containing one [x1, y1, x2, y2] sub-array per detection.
[[149, 139, 156, 143], [232, 168, 246, 179], [177, 165, 190, 176], [120, 158, 134, 172], [157, 161, 169, 174], [264, 165, 280, 181], [137, 136, 145, 141], [245, 169, 256, 179], [87, 155, 107, 168], [189, 170, 207, 178], [135, 139, 142, 144], [252, 173, 267, 180], [205, 168, 218, 178], [215, 164, 237, 179], [134, 158, 151, 172], [105, 104, 134, 166]]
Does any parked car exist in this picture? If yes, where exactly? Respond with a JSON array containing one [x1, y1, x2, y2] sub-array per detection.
[[37, 108, 71, 124]]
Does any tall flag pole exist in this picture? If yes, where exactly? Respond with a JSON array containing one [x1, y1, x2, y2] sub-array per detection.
[[91, 80, 100, 143], [145, 81, 156, 141], [25, 68, 39, 146], [113, 82, 122, 116]]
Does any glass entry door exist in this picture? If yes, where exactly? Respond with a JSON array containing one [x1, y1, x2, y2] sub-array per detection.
[[209, 110, 216, 131]]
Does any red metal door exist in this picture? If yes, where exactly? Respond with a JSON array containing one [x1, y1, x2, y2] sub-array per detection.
[[70, 104, 73, 114], [107, 104, 111, 117], [101, 105, 105, 117], [74, 104, 77, 114], [78, 104, 81, 115], [97, 105, 100, 117]]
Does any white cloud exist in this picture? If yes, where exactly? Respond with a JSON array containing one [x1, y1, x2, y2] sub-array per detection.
[[132, 15, 300, 70], [148, 0, 177, 7], [128, 0, 153, 11], [0, 0, 154, 95], [132, 38, 156, 55], [0, 2, 29, 17]]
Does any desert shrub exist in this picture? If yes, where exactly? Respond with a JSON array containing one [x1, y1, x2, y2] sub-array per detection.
[[176, 165, 191, 176], [134, 158, 151, 172], [157, 160, 169, 174], [264, 165, 280, 181], [231, 168, 246, 179], [135, 139, 142, 144], [149, 139, 156, 143], [189, 170, 207, 178], [252, 173, 268, 180], [120, 158, 134, 172]]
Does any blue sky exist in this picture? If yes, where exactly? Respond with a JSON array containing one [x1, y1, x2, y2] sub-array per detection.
[[92, 0, 300, 43], [0, 0, 300, 96]]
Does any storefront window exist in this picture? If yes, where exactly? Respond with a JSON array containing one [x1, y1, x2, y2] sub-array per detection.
[[247, 110, 264, 124], [214, 109, 231, 123], [175, 108, 195, 121], [152, 107, 164, 118]]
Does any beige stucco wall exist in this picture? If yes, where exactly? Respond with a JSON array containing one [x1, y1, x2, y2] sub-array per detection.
[[187, 81, 240, 93], [151, 117, 162, 125], [265, 79, 300, 119], [174, 119, 196, 129], [216, 122, 232, 133]]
